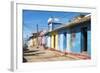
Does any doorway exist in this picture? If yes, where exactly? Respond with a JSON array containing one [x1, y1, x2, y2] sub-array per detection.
[[54, 35, 56, 48], [63, 32, 67, 50], [81, 27, 87, 52]]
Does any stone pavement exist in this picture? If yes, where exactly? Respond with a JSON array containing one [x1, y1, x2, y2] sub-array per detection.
[[23, 46, 90, 63]]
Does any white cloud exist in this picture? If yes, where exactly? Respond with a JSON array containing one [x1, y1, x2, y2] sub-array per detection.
[[47, 18, 53, 23], [54, 18, 60, 22], [48, 17, 60, 23]]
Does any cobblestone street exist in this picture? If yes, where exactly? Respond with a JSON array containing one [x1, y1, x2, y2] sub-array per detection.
[[23, 46, 90, 62]]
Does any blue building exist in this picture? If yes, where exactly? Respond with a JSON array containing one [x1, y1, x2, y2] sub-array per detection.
[[45, 14, 91, 56]]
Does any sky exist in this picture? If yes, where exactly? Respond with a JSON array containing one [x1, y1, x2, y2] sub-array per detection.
[[23, 10, 89, 39]]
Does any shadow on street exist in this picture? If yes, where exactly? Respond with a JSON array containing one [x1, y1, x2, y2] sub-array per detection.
[[23, 52, 45, 56]]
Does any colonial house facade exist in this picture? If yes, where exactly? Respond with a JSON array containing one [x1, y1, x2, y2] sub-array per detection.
[[45, 14, 91, 56], [27, 31, 47, 49]]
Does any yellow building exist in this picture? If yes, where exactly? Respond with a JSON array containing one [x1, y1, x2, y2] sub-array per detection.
[[51, 32, 58, 50]]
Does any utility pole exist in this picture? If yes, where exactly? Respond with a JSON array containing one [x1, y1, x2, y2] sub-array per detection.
[[36, 24, 39, 48]]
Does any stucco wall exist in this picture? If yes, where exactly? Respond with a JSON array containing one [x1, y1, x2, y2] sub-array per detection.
[[58, 29, 67, 52], [71, 32, 81, 53], [46, 22, 91, 56], [88, 31, 91, 56], [47, 35, 51, 48]]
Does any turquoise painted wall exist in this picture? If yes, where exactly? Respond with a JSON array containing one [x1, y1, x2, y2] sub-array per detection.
[[59, 33, 64, 51], [58, 34, 60, 50], [88, 31, 91, 56], [46, 22, 91, 56], [66, 33, 71, 52], [58, 29, 67, 52], [71, 32, 81, 53]]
